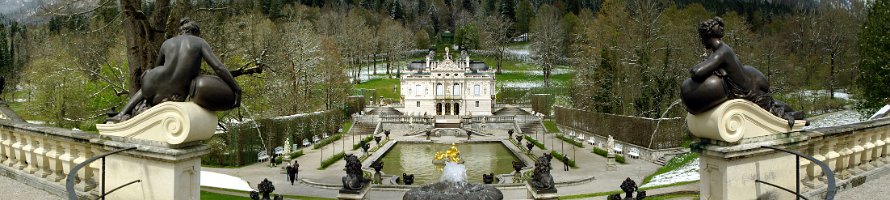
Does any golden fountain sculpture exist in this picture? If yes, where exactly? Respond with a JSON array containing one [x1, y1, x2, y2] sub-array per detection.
[[433, 143, 464, 164]]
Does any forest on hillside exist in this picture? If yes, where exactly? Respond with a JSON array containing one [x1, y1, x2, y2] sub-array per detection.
[[0, 0, 887, 130]]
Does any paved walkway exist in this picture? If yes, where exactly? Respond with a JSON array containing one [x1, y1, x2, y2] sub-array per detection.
[[835, 172, 890, 199], [204, 124, 672, 199], [0, 175, 62, 200]]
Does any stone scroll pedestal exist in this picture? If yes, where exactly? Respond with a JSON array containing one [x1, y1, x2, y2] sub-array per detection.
[[337, 186, 371, 200], [95, 102, 216, 200], [689, 100, 806, 200], [526, 183, 558, 200]]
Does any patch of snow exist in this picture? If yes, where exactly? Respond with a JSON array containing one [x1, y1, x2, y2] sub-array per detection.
[[200, 171, 254, 192], [805, 110, 863, 129], [499, 68, 573, 75], [26, 120, 44, 125], [498, 81, 543, 89], [791, 90, 852, 101], [507, 49, 530, 56], [641, 158, 700, 188]]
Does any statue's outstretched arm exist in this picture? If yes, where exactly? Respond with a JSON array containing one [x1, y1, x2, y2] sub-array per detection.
[[201, 42, 242, 105], [690, 53, 722, 81]]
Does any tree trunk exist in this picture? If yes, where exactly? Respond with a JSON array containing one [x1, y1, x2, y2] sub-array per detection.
[[119, 0, 173, 94], [829, 51, 836, 99]]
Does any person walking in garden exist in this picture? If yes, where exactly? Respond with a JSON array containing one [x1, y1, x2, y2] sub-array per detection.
[[563, 155, 570, 171], [292, 160, 300, 184], [286, 164, 296, 185]]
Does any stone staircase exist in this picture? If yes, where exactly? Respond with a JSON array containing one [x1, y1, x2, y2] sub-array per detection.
[[653, 148, 689, 166], [351, 122, 377, 135], [367, 107, 403, 115], [493, 107, 530, 116], [520, 121, 542, 134]]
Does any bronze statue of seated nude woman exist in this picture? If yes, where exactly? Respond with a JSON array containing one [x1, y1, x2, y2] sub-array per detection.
[[106, 18, 242, 123], [680, 17, 804, 128]]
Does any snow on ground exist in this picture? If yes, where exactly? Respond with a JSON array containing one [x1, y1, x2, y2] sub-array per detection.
[[507, 49, 530, 56], [791, 90, 852, 100], [805, 109, 864, 130], [201, 171, 254, 191], [498, 81, 543, 89], [641, 158, 700, 188], [499, 68, 574, 75]]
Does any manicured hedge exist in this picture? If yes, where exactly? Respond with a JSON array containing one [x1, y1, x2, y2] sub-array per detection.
[[352, 135, 374, 150], [524, 135, 547, 150], [556, 134, 584, 148], [313, 134, 343, 149], [289, 150, 304, 159], [319, 152, 346, 170], [592, 147, 625, 164], [550, 150, 576, 168]]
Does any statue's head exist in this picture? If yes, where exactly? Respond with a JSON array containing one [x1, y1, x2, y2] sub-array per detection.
[[697, 17, 724, 50], [179, 17, 201, 36]]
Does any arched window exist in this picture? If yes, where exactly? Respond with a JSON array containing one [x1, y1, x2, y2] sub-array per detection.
[[453, 84, 461, 96], [436, 83, 444, 96]]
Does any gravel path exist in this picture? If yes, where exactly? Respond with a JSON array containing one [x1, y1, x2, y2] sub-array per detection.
[[834, 173, 890, 199], [0, 175, 62, 200]]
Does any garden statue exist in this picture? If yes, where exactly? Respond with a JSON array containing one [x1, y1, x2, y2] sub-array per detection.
[[543, 153, 553, 163], [426, 130, 432, 140], [529, 156, 556, 193], [341, 154, 369, 192], [680, 16, 803, 127], [371, 161, 384, 184], [433, 143, 464, 164], [607, 178, 646, 200], [466, 130, 473, 140], [483, 173, 494, 184], [607, 135, 615, 154], [361, 143, 371, 153], [106, 18, 241, 123], [403, 173, 415, 185], [258, 178, 275, 200]]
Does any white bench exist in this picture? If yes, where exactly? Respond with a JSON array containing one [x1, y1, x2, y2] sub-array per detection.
[[257, 151, 270, 162], [586, 137, 596, 145], [628, 148, 640, 159], [613, 144, 623, 154]]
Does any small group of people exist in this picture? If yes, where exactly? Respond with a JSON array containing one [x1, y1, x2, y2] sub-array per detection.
[[285, 160, 299, 185]]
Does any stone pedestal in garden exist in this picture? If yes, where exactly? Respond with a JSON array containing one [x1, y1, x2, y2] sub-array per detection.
[[526, 183, 558, 200], [337, 185, 371, 200], [96, 102, 215, 200], [606, 154, 617, 171], [688, 100, 806, 200]]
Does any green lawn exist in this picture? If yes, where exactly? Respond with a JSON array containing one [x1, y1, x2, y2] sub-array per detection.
[[543, 120, 561, 133], [354, 78, 400, 99]]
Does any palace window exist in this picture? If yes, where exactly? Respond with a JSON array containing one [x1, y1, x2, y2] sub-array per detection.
[[474, 85, 481, 96], [415, 85, 423, 96], [436, 83, 444, 96], [453, 84, 461, 96], [417, 101, 421, 107], [475, 101, 479, 107]]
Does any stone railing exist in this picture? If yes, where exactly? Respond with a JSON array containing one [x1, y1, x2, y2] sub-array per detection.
[[794, 118, 890, 198], [0, 104, 210, 200], [694, 113, 890, 199], [0, 120, 103, 199]]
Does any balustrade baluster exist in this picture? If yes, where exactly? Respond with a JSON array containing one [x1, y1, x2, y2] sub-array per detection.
[[864, 131, 876, 167], [12, 132, 26, 170], [883, 129, 890, 160], [872, 130, 884, 164], [74, 144, 96, 192], [59, 142, 78, 185], [826, 138, 840, 173], [851, 132, 866, 174], [33, 136, 50, 178], [799, 144, 813, 188], [45, 138, 63, 182], [89, 147, 103, 196], [0, 130, 7, 165], [836, 135, 852, 179], [23, 134, 38, 174]]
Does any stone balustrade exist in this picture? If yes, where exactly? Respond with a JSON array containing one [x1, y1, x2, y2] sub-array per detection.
[[793, 118, 890, 197], [695, 116, 890, 199], [0, 119, 102, 199]]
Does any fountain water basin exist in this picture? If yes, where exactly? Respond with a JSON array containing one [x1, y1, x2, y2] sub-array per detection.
[[378, 142, 519, 184]]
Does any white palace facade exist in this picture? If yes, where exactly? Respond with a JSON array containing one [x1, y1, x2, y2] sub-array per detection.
[[400, 48, 495, 116]]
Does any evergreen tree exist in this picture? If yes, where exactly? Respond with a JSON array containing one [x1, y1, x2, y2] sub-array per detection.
[[499, 0, 515, 21], [856, 0, 890, 113], [594, 48, 617, 114], [485, 0, 497, 15], [515, 0, 533, 34], [389, 0, 404, 20]]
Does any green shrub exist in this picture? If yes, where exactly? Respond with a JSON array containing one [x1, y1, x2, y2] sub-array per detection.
[[319, 152, 346, 170], [549, 150, 576, 168], [523, 135, 547, 150], [592, 147, 608, 157], [556, 134, 584, 148], [592, 147, 626, 164], [289, 150, 304, 159], [313, 134, 343, 149], [273, 155, 284, 165], [352, 135, 375, 150]]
